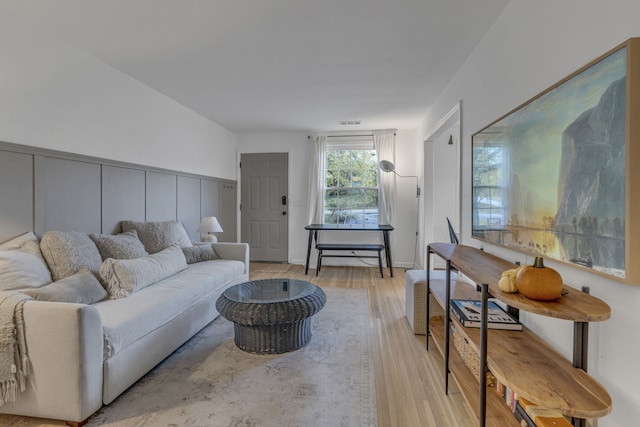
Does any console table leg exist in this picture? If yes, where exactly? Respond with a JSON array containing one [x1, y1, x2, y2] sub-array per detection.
[[573, 286, 590, 371], [479, 283, 489, 427], [444, 261, 451, 395]]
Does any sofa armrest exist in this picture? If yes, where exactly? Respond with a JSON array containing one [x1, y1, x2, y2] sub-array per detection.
[[0, 301, 104, 423], [212, 242, 250, 274]]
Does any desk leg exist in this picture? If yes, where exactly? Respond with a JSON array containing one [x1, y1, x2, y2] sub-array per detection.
[[305, 229, 314, 275], [383, 230, 393, 277]]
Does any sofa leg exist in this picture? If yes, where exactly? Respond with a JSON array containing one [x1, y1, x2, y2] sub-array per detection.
[[66, 419, 89, 427]]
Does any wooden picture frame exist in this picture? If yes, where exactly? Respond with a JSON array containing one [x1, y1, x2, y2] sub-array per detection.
[[471, 38, 640, 284]]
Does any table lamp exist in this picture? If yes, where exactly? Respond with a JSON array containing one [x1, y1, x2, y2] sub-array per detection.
[[197, 216, 223, 242]]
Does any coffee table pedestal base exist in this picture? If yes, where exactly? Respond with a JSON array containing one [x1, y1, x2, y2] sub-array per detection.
[[234, 319, 312, 354]]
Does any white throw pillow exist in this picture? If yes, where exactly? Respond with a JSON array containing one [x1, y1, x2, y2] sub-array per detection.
[[0, 232, 53, 291], [100, 245, 188, 299], [23, 268, 107, 304]]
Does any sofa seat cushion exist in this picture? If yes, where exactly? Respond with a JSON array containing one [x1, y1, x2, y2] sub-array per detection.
[[95, 259, 245, 360]]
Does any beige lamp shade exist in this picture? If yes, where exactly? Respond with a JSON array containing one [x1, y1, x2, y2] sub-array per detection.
[[197, 217, 223, 242]]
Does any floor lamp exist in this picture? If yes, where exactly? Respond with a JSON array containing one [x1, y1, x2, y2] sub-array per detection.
[[378, 160, 420, 198], [378, 160, 420, 269]]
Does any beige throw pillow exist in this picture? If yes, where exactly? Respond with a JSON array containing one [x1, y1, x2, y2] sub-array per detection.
[[0, 232, 53, 291], [182, 244, 219, 264], [100, 245, 188, 299], [89, 230, 148, 260], [120, 220, 193, 254]]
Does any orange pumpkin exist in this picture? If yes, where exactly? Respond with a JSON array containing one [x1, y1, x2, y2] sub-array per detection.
[[515, 257, 563, 301]]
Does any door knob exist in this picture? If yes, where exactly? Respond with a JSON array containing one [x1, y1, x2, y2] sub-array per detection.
[[282, 211, 287, 215]]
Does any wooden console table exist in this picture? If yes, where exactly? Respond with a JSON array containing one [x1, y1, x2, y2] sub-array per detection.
[[426, 243, 612, 427]]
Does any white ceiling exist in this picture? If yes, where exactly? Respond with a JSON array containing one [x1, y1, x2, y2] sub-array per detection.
[[0, 0, 510, 134]]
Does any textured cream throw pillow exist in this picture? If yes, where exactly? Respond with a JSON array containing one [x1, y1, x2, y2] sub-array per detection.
[[89, 230, 148, 260], [40, 231, 103, 282], [100, 245, 188, 299], [120, 220, 193, 254]]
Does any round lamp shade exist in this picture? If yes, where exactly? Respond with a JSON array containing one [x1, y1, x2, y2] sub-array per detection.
[[379, 160, 395, 173]]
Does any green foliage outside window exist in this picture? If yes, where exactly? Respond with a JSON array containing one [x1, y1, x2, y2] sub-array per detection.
[[473, 145, 505, 226], [324, 149, 379, 224]]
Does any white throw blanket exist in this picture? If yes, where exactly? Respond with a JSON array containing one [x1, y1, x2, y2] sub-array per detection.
[[0, 292, 32, 405]]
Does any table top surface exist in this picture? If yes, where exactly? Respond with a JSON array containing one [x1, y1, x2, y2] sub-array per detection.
[[305, 223, 394, 231], [427, 242, 611, 321], [223, 279, 318, 304]]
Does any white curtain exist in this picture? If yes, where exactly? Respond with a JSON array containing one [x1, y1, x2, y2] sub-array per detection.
[[374, 131, 396, 226], [307, 135, 327, 224]]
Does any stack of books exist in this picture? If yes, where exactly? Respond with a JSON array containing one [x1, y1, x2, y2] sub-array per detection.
[[515, 397, 572, 427], [450, 299, 523, 331], [496, 379, 572, 426]]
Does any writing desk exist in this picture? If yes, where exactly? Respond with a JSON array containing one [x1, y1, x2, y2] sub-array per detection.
[[304, 224, 394, 277]]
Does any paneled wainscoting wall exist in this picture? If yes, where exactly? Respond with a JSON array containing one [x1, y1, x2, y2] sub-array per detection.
[[0, 141, 236, 243]]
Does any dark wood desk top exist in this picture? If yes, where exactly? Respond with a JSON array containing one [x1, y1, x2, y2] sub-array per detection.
[[305, 224, 394, 231]]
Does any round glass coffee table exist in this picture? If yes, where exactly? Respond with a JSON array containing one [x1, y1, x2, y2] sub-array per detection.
[[216, 279, 327, 354]]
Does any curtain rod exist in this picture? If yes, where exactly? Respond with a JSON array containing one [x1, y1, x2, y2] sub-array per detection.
[[307, 133, 395, 139]]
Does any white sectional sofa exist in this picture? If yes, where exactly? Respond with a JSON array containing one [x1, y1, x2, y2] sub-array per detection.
[[0, 221, 249, 425]]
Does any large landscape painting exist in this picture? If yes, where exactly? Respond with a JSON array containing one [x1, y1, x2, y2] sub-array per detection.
[[472, 46, 627, 278]]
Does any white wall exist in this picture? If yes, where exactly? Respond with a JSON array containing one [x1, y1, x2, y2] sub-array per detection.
[[0, 9, 237, 180], [237, 129, 420, 269], [420, 1, 640, 425], [394, 129, 421, 268]]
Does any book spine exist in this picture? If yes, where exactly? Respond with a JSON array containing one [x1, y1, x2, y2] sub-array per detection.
[[450, 303, 471, 327], [514, 401, 536, 426], [518, 397, 572, 427], [449, 300, 522, 330]]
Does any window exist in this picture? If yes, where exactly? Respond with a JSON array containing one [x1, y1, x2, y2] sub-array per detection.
[[324, 148, 378, 224], [472, 143, 506, 228]]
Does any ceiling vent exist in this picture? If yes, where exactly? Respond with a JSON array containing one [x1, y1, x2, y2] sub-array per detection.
[[339, 120, 361, 125]]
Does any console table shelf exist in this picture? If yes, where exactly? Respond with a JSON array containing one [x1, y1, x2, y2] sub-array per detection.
[[430, 316, 520, 427], [426, 242, 612, 426], [430, 243, 611, 322]]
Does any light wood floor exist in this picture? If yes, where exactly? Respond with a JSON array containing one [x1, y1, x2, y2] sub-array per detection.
[[0, 263, 476, 426]]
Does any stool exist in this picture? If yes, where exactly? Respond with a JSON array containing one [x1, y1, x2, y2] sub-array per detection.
[[405, 269, 463, 335]]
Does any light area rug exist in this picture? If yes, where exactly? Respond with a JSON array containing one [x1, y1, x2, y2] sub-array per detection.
[[86, 287, 377, 427]]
